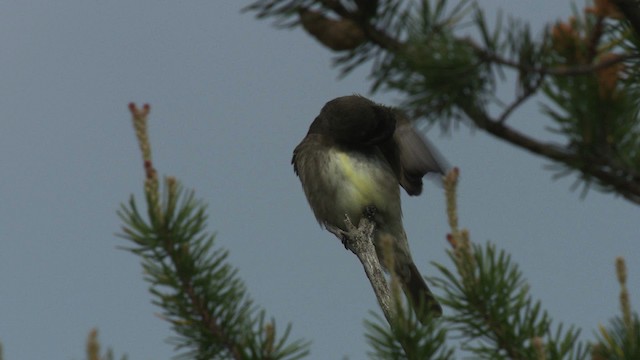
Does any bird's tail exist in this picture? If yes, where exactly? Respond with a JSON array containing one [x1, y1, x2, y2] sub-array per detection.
[[375, 229, 442, 321], [400, 262, 442, 321]]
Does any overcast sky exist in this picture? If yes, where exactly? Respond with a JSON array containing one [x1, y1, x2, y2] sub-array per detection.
[[1, 1, 638, 359]]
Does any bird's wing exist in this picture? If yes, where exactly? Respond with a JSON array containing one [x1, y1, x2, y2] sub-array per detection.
[[394, 123, 448, 196]]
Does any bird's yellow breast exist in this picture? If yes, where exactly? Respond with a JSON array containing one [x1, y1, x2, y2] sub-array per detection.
[[331, 150, 389, 209]]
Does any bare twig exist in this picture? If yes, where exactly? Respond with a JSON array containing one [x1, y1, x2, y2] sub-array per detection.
[[338, 215, 394, 325], [497, 75, 545, 124]]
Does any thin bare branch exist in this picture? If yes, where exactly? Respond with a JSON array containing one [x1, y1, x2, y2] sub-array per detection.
[[497, 76, 545, 124], [339, 215, 394, 325]]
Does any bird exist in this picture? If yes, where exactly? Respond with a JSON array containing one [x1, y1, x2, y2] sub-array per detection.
[[292, 95, 446, 320]]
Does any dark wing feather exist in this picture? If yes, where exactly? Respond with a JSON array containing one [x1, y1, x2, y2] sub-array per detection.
[[394, 117, 447, 196]]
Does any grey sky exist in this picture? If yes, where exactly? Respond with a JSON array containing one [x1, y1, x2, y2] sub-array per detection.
[[0, 1, 638, 359]]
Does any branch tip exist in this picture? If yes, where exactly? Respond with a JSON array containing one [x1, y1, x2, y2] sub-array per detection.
[[128, 102, 151, 118], [446, 233, 458, 249]]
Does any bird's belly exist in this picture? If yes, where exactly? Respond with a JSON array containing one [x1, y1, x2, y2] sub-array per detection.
[[322, 149, 399, 224]]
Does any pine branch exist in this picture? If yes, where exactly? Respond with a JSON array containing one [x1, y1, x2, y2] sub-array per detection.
[[85, 329, 127, 360], [432, 168, 587, 359], [364, 307, 453, 360], [460, 102, 640, 204], [316, 0, 403, 51], [469, 41, 640, 76], [118, 103, 309, 360], [592, 257, 640, 359], [613, 0, 640, 37]]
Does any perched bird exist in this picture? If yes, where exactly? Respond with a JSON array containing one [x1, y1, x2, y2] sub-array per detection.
[[292, 95, 445, 319]]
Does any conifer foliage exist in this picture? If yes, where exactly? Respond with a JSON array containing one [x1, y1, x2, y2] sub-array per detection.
[[117, 104, 310, 360]]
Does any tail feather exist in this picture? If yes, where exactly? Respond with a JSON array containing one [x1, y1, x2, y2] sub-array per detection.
[[402, 263, 442, 321], [374, 230, 442, 321]]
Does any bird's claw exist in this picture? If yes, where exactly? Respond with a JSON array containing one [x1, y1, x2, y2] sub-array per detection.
[[326, 224, 351, 249]]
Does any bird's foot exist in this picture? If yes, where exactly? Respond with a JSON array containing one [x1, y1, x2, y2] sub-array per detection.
[[326, 224, 351, 250], [326, 208, 378, 251]]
